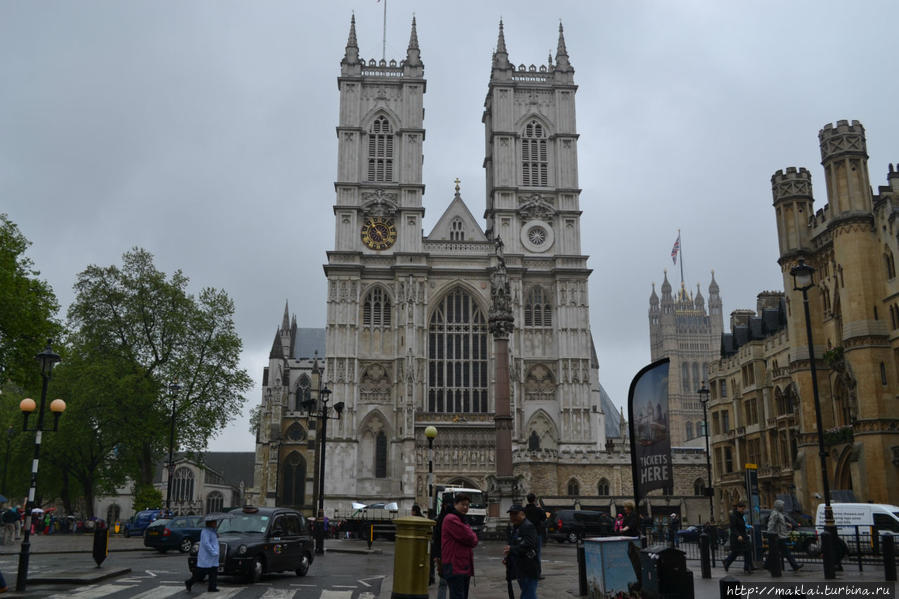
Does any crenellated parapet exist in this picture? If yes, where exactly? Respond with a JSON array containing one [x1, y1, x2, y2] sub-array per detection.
[[771, 167, 813, 204], [819, 119, 868, 163]]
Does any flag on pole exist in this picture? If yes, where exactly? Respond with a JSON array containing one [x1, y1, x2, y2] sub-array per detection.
[[671, 233, 681, 265]]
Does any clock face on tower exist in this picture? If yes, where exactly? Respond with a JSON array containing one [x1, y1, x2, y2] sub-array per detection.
[[360, 216, 397, 250]]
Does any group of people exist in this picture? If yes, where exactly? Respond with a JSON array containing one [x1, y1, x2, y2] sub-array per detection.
[[428, 492, 547, 599], [723, 499, 802, 574]]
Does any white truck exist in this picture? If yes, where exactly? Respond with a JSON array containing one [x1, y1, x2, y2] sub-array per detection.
[[432, 485, 487, 535], [815, 502, 899, 554]]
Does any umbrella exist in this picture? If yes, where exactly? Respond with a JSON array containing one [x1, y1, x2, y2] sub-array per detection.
[[203, 512, 234, 523], [31, 508, 44, 515]]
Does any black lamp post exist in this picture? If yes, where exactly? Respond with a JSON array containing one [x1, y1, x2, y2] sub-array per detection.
[[697, 383, 714, 522], [302, 383, 343, 555], [790, 258, 837, 579], [16, 340, 66, 592], [2, 426, 14, 498], [425, 426, 437, 515], [165, 382, 182, 515]]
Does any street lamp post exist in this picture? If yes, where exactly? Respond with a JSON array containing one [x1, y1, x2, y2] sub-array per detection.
[[302, 383, 343, 555], [2, 426, 14, 497], [16, 340, 67, 592], [165, 382, 182, 515], [697, 383, 714, 522], [425, 426, 437, 516], [790, 259, 837, 579]]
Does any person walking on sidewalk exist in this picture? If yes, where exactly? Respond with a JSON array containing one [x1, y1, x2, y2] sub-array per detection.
[[723, 501, 752, 574], [504, 504, 540, 599], [524, 493, 546, 578], [440, 494, 478, 599], [619, 502, 641, 538], [767, 500, 802, 572], [1, 507, 18, 545], [185, 518, 220, 593]]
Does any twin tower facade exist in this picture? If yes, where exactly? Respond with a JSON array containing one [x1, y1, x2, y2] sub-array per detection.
[[250, 17, 613, 514]]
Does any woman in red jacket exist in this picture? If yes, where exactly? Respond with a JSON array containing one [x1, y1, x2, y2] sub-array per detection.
[[440, 494, 479, 599]]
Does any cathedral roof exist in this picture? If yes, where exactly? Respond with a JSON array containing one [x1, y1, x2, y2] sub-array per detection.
[[426, 180, 487, 242], [268, 328, 283, 359], [292, 328, 325, 360], [600, 384, 621, 439]]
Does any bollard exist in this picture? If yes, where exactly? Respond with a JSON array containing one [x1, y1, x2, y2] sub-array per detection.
[[577, 537, 588, 596], [883, 533, 896, 582], [820, 529, 836, 580], [391, 516, 435, 599], [92, 522, 109, 567], [766, 532, 781, 577], [699, 533, 711, 579], [719, 575, 741, 599]]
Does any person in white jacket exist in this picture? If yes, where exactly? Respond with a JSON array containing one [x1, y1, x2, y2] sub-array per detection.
[[185, 518, 220, 592]]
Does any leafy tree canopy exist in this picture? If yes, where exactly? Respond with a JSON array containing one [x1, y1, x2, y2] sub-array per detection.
[[0, 214, 60, 387]]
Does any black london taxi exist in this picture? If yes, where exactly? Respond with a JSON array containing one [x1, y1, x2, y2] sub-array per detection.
[[188, 506, 314, 582]]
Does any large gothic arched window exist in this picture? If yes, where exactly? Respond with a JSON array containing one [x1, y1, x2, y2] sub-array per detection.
[[375, 431, 388, 478], [522, 120, 548, 187], [172, 467, 194, 503], [567, 478, 580, 496], [294, 374, 311, 411], [428, 288, 488, 413], [367, 116, 393, 182], [363, 287, 392, 328], [281, 451, 306, 507], [524, 286, 552, 327]]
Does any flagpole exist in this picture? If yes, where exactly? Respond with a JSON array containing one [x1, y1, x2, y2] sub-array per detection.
[[678, 229, 685, 285], [382, 0, 387, 62]]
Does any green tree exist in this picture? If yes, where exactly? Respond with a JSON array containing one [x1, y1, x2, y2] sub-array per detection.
[[0, 213, 60, 387], [67, 248, 253, 486], [133, 484, 163, 512]]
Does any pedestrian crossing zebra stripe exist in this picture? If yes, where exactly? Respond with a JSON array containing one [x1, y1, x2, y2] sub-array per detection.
[[258, 589, 295, 599], [48, 583, 133, 599], [128, 586, 185, 599], [319, 591, 354, 599]]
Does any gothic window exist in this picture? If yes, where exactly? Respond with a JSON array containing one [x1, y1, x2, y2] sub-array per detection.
[[698, 420, 706, 436], [294, 375, 311, 411], [720, 380, 728, 398], [367, 115, 393, 182], [528, 430, 541, 451], [521, 120, 548, 187], [692, 363, 700, 390], [597, 478, 610, 496], [524, 286, 552, 327], [427, 288, 488, 413], [172, 467, 194, 503], [450, 218, 465, 241], [681, 363, 690, 392], [885, 246, 896, 279], [694, 479, 706, 496], [686, 421, 693, 440], [375, 431, 388, 478], [286, 422, 306, 442], [281, 451, 306, 507], [206, 491, 224, 514], [567, 478, 580, 496], [363, 287, 392, 328]]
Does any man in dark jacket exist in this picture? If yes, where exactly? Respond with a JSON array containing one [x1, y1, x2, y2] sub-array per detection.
[[523, 493, 546, 578], [723, 501, 752, 574], [504, 504, 540, 599], [619, 502, 641, 538]]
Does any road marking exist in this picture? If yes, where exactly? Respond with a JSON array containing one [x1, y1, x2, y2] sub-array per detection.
[[259, 589, 294, 599], [195, 588, 242, 598], [129, 586, 185, 599], [49, 584, 134, 599], [320, 591, 353, 599], [358, 594, 376, 599]]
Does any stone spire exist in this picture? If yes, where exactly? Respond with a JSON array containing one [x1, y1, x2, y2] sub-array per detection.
[[649, 282, 659, 308], [281, 300, 290, 331], [342, 14, 360, 68], [554, 21, 572, 72], [405, 16, 422, 67], [492, 19, 511, 70]]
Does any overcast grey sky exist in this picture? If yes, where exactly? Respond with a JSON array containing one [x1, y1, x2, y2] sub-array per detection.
[[2, 1, 896, 452]]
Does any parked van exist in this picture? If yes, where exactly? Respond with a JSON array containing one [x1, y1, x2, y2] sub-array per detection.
[[124, 508, 164, 537], [814, 503, 899, 553]]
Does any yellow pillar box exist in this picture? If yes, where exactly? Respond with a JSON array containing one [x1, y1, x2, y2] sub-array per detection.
[[391, 516, 435, 599]]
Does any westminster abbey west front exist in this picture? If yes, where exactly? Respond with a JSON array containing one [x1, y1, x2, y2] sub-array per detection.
[[249, 16, 657, 518]]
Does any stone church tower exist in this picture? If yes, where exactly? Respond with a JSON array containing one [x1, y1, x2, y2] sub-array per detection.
[[649, 271, 724, 447], [317, 16, 606, 514]]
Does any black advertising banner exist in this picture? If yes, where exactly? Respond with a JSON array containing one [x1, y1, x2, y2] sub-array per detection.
[[628, 358, 672, 505]]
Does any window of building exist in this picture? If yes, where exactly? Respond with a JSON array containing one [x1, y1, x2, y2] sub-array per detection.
[[720, 380, 727, 398], [693, 479, 706, 496], [882, 362, 888, 386], [286, 422, 306, 442], [281, 451, 306, 507], [567, 478, 580, 496], [367, 115, 393, 182], [597, 478, 610, 496], [375, 431, 388, 478], [682, 363, 690, 392], [722, 411, 730, 433], [363, 287, 391, 327], [206, 491, 224, 514], [692, 363, 700, 391], [528, 430, 541, 451], [294, 375, 311, 411], [712, 412, 720, 435], [172, 467, 194, 503], [450, 218, 465, 241], [524, 286, 552, 327], [885, 248, 896, 279], [724, 447, 733, 473], [686, 422, 693, 440], [698, 420, 706, 437], [106, 504, 121, 525], [521, 120, 548, 187], [428, 288, 488, 413]]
